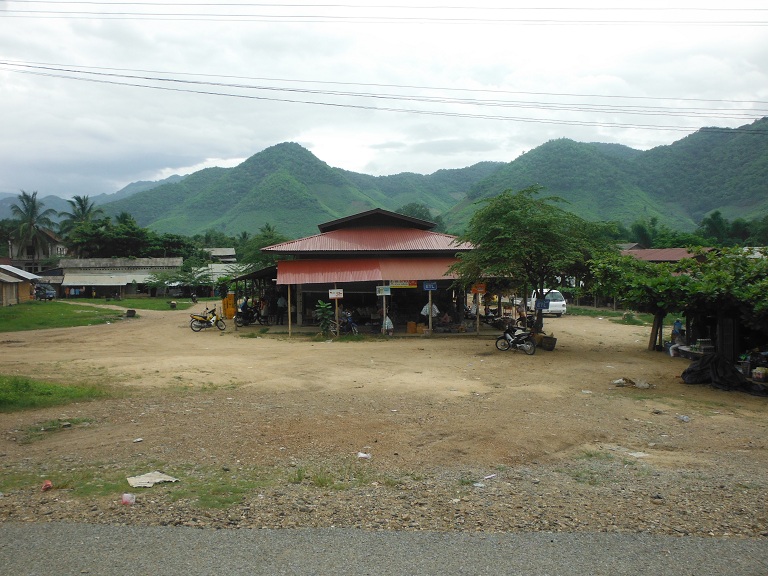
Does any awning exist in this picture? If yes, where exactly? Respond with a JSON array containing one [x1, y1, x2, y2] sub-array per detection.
[[276, 257, 459, 285]]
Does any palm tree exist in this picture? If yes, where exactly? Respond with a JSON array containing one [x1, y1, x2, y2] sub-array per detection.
[[58, 195, 103, 236], [10, 190, 57, 262]]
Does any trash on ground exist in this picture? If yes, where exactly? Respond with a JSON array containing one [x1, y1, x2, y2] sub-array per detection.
[[356, 452, 372, 459], [41, 480, 53, 492], [127, 471, 179, 488], [121, 493, 136, 505], [677, 415, 691, 423]]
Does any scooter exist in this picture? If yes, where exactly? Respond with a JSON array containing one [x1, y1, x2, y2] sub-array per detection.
[[190, 307, 226, 332], [234, 306, 268, 327], [495, 324, 536, 355]]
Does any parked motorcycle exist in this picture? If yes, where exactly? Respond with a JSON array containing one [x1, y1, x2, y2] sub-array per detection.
[[234, 305, 268, 327], [495, 325, 536, 355], [190, 307, 226, 332]]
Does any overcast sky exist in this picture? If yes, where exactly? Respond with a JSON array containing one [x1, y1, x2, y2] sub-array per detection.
[[1, 1, 767, 199]]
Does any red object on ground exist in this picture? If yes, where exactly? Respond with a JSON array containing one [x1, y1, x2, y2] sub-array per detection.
[[41, 480, 53, 492]]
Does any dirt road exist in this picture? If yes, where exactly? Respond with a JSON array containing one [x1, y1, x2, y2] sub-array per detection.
[[1, 308, 766, 536]]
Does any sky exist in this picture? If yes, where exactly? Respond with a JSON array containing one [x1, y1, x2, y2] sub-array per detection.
[[1, 1, 767, 199]]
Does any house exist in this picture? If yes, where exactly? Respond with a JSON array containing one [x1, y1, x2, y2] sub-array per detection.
[[204, 248, 237, 264], [257, 208, 472, 330], [40, 257, 183, 298], [8, 228, 68, 273], [0, 263, 40, 306], [620, 247, 711, 264]]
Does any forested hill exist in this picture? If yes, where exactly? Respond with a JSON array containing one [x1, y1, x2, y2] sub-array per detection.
[[101, 143, 505, 238], [444, 117, 768, 232], [95, 118, 768, 237]]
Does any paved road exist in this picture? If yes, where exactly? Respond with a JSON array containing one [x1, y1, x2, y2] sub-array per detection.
[[1, 523, 766, 575]]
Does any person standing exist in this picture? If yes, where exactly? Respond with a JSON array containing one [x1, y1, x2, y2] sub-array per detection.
[[276, 294, 288, 325]]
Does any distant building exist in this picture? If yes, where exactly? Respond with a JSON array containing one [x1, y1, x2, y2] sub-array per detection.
[[8, 228, 67, 273], [0, 264, 40, 306]]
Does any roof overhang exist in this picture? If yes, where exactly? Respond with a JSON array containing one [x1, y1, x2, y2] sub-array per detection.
[[275, 257, 459, 285]]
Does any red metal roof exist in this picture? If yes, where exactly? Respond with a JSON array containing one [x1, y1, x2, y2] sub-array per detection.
[[276, 257, 460, 285], [264, 228, 471, 254]]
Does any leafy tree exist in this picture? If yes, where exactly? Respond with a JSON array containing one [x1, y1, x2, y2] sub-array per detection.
[[57, 195, 104, 237], [590, 252, 694, 349], [239, 223, 291, 270], [452, 185, 611, 330], [395, 202, 446, 232], [697, 210, 731, 245], [590, 247, 768, 349]]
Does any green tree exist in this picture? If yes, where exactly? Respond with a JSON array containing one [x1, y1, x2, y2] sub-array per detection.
[[239, 223, 291, 270], [697, 210, 730, 245], [10, 190, 57, 261], [57, 195, 104, 238], [395, 202, 446, 232], [451, 185, 610, 330]]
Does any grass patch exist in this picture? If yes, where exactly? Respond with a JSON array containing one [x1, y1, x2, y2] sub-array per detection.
[[75, 297, 213, 311], [0, 375, 111, 412], [0, 301, 125, 332], [568, 306, 654, 325], [20, 417, 94, 444]]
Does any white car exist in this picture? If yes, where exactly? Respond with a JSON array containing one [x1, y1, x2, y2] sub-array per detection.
[[527, 289, 566, 317]]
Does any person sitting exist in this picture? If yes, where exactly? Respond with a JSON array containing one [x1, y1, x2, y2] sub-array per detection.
[[420, 302, 439, 324]]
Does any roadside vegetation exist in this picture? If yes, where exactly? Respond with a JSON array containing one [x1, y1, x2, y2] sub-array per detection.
[[0, 374, 111, 412]]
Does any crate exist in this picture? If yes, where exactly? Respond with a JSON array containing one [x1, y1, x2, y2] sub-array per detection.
[[539, 336, 557, 351]]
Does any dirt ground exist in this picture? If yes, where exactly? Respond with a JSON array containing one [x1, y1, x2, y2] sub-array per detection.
[[1, 306, 767, 536]]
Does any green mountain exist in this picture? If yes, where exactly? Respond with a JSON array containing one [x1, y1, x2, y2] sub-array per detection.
[[102, 143, 505, 237], [97, 118, 768, 238], [445, 118, 768, 232]]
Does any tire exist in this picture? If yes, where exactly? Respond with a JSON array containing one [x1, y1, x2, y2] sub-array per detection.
[[495, 336, 511, 351], [522, 337, 536, 355], [234, 315, 244, 327], [351, 324, 359, 335], [190, 319, 203, 332], [216, 319, 226, 331]]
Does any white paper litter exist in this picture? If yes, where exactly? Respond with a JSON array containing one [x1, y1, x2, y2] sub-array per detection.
[[126, 471, 179, 488]]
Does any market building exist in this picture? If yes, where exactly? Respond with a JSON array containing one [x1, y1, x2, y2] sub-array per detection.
[[242, 209, 473, 334]]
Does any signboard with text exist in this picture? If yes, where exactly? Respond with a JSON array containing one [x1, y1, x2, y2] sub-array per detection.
[[376, 286, 391, 296], [471, 283, 486, 294], [329, 289, 344, 300], [389, 280, 417, 288], [423, 281, 437, 291]]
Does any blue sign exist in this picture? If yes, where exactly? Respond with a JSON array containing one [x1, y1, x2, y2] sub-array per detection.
[[423, 281, 437, 291], [535, 299, 550, 310]]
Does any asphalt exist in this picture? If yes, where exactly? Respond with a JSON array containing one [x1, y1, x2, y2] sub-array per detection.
[[1, 523, 766, 575]]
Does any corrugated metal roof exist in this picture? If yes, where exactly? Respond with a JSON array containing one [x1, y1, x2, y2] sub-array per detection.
[[0, 272, 22, 283], [276, 257, 459, 285], [264, 228, 471, 254], [620, 248, 707, 262], [63, 274, 129, 286], [0, 265, 40, 281]]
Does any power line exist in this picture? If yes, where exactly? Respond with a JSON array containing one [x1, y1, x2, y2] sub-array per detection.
[[2, 60, 767, 133], [3, 3, 768, 24]]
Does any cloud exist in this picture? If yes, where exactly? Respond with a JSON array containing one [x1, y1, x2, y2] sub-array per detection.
[[1, 2, 767, 197]]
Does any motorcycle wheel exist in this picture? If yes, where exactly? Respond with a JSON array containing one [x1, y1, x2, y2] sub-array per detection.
[[495, 336, 511, 351], [522, 337, 536, 355], [351, 324, 359, 335], [216, 319, 226, 331], [234, 315, 244, 327], [190, 319, 203, 332]]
